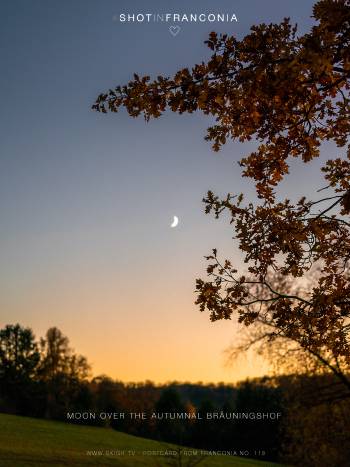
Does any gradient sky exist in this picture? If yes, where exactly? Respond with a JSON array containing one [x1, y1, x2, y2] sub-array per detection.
[[0, 0, 323, 383]]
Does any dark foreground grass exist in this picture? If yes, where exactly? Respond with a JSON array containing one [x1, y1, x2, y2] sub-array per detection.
[[0, 413, 282, 466]]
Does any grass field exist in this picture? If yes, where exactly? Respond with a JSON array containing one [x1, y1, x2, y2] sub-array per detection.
[[0, 413, 282, 466]]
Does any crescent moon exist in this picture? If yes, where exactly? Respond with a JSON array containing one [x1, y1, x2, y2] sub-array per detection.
[[170, 216, 179, 228]]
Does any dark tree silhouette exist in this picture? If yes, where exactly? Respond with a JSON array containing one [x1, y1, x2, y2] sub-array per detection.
[[0, 324, 40, 378], [155, 388, 186, 444], [39, 327, 90, 381], [0, 324, 40, 414], [39, 327, 90, 419]]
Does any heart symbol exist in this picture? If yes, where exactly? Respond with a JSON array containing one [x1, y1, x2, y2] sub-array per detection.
[[169, 26, 181, 37]]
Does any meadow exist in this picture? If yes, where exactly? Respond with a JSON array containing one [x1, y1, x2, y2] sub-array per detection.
[[0, 413, 282, 466]]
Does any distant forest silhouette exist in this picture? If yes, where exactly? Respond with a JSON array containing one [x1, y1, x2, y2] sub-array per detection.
[[1, 323, 350, 464]]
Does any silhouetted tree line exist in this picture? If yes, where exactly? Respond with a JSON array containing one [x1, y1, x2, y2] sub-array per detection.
[[2, 324, 349, 464], [0, 324, 91, 419]]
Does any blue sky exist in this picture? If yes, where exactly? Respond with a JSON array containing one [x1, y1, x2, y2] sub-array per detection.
[[0, 0, 321, 382]]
